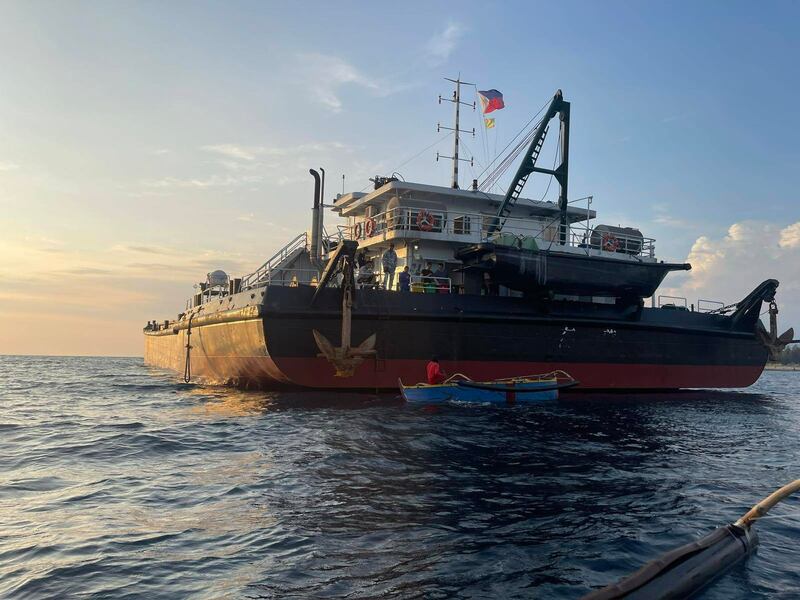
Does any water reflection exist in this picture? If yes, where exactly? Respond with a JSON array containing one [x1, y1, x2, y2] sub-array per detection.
[[2, 356, 798, 599]]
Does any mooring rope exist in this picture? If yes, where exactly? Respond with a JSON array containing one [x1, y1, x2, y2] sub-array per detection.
[[183, 313, 194, 383]]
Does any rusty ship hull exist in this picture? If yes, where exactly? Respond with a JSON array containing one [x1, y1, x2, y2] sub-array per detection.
[[144, 284, 772, 390]]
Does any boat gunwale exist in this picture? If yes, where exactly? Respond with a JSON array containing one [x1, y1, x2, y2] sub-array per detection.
[[400, 376, 559, 390]]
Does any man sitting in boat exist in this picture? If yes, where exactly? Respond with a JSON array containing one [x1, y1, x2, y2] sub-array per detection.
[[426, 357, 447, 385]]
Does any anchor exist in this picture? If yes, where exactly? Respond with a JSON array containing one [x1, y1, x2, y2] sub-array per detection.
[[311, 239, 376, 377], [756, 300, 795, 360], [731, 280, 795, 361]]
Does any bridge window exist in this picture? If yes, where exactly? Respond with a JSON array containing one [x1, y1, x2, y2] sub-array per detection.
[[454, 215, 471, 235]]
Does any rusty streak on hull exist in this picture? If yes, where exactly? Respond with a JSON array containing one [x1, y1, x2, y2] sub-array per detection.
[[144, 285, 769, 391], [144, 306, 290, 386]]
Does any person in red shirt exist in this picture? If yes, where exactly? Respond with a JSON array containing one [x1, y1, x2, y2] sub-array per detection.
[[426, 357, 447, 384]]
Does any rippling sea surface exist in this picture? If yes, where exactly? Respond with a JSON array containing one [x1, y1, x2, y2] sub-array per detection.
[[1, 356, 799, 599]]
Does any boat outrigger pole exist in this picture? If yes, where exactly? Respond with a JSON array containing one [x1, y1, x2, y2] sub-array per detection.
[[585, 479, 800, 600], [488, 89, 570, 243]]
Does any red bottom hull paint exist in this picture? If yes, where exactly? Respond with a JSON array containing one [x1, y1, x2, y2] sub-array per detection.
[[144, 285, 772, 391], [275, 358, 764, 390], [176, 353, 763, 390]]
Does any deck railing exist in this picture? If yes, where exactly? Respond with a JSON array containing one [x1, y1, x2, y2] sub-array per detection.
[[345, 206, 656, 258], [266, 268, 319, 287], [658, 295, 688, 309], [240, 232, 309, 291], [697, 299, 725, 313], [409, 275, 452, 293]]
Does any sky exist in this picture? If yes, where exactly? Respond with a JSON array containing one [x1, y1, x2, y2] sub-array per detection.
[[1, 0, 799, 356]]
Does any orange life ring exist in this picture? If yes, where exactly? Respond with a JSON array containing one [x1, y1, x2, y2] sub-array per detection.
[[354, 222, 363, 239], [602, 233, 620, 252], [365, 218, 376, 237], [417, 209, 434, 232]]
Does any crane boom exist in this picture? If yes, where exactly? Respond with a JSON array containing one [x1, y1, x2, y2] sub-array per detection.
[[487, 89, 571, 243]]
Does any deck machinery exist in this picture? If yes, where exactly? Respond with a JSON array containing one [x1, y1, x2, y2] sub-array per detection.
[[144, 88, 792, 390]]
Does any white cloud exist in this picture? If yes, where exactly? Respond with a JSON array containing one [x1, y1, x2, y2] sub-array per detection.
[[215, 159, 261, 172], [661, 220, 800, 329], [200, 141, 351, 180], [0, 162, 20, 171], [292, 22, 465, 111], [234, 213, 288, 231], [653, 214, 694, 228], [202, 141, 348, 162], [779, 222, 800, 248], [425, 21, 466, 66], [111, 244, 183, 256], [295, 53, 401, 112], [201, 144, 258, 161], [0, 237, 257, 314], [142, 174, 263, 189], [140, 140, 353, 193], [651, 204, 696, 229], [23, 234, 63, 247]]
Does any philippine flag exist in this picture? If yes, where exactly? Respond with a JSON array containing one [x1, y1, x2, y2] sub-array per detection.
[[478, 89, 505, 114]]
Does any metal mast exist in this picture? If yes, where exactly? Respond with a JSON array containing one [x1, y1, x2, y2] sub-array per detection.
[[437, 76, 475, 189]]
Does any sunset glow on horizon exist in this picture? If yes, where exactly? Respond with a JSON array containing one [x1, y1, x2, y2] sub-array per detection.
[[2, 1, 799, 356]]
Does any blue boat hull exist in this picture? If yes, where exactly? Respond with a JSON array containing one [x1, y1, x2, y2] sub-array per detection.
[[400, 379, 559, 403]]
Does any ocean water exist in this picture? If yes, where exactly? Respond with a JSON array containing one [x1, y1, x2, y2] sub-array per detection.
[[1, 356, 798, 599]]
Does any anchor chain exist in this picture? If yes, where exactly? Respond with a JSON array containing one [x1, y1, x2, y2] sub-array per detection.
[[183, 313, 194, 383]]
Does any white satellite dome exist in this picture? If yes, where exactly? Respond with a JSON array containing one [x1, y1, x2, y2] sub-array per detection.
[[207, 270, 229, 287]]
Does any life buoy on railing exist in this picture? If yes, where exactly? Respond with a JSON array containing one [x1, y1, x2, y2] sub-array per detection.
[[365, 218, 376, 237], [354, 222, 363, 239], [601, 232, 620, 252], [417, 209, 434, 232]]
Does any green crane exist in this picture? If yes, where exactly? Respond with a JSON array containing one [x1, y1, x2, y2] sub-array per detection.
[[487, 89, 571, 243]]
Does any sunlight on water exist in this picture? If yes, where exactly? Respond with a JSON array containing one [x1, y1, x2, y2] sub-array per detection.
[[1, 355, 798, 599]]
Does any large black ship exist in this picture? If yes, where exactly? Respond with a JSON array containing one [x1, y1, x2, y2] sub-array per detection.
[[144, 85, 793, 390]]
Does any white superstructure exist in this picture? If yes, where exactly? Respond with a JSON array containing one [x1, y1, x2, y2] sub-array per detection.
[[332, 180, 592, 281]]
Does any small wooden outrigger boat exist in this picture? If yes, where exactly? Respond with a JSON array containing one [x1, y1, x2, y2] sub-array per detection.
[[399, 371, 578, 404]]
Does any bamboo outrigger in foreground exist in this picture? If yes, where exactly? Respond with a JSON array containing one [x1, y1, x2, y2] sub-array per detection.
[[584, 479, 800, 599]]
